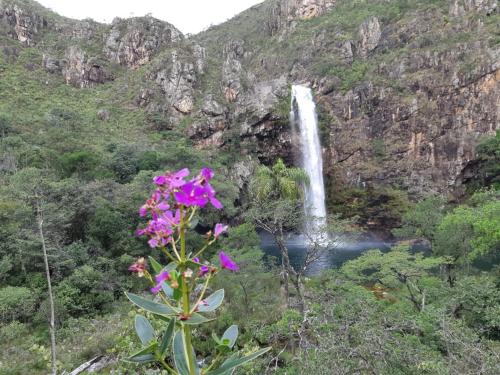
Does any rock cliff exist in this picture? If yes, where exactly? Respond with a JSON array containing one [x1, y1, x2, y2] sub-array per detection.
[[0, 0, 498, 220]]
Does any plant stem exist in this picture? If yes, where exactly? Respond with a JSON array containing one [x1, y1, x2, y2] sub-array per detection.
[[161, 247, 178, 263], [180, 208, 196, 375], [192, 239, 215, 259], [190, 274, 212, 315], [158, 356, 179, 374]]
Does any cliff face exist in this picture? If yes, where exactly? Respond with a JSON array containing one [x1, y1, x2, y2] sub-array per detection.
[[193, 0, 499, 200], [0, 0, 498, 205]]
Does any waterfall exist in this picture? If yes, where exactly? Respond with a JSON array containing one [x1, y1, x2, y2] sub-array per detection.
[[291, 85, 328, 244]]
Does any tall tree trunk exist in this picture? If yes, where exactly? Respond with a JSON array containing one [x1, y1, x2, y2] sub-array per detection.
[[37, 200, 57, 375], [290, 272, 305, 314], [276, 225, 290, 305]]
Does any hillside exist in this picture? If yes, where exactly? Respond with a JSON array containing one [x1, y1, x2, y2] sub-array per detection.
[[0, 1, 499, 374]]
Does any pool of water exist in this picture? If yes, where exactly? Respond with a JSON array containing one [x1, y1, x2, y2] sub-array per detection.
[[260, 231, 393, 275]]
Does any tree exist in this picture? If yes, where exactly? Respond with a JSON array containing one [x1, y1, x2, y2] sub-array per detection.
[[434, 190, 500, 267], [341, 244, 444, 312], [246, 159, 309, 311], [212, 224, 281, 324], [251, 158, 309, 202], [7, 168, 57, 374], [467, 131, 500, 191], [393, 195, 446, 243]]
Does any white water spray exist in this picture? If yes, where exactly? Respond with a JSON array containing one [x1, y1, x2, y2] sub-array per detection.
[[291, 85, 328, 244]]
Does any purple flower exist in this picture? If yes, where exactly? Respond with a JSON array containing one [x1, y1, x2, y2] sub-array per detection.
[[205, 183, 223, 209], [157, 202, 170, 211], [151, 271, 170, 294], [168, 168, 190, 187], [219, 251, 239, 272], [193, 257, 200, 263], [153, 175, 167, 186], [200, 265, 210, 276], [174, 182, 209, 208], [214, 223, 228, 239], [198, 167, 214, 182], [153, 169, 190, 189], [162, 209, 181, 226], [139, 194, 170, 218], [139, 206, 148, 217]]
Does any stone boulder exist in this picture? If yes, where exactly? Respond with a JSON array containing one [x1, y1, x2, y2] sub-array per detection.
[[97, 108, 111, 121], [42, 54, 61, 73]]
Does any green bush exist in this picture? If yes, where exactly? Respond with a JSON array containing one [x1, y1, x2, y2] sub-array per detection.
[[393, 195, 446, 242], [55, 265, 113, 316], [0, 286, 38, 323], [58, 150, 99, 178]]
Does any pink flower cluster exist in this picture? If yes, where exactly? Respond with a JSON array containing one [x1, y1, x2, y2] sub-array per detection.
[[136, 168, 223, 249], [131, 167, 239, 293]]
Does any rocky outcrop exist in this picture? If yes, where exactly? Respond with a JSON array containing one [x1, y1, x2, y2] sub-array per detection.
[[97, 108, 111, 121], [188, 74, 293, 163], [152, 49, 197, 115], [192, 44, 206, 74], [2, 0, 498, 204], [42, 54, 62, 73], [321, 64, 499, 198], [268, 0, 337, 35], [62, 46, 113, 88], [450, 0, 498, 16], [358, 17, 381, 57], [0, 1, 49, 45], [222, 40, 245, 102], [237, 77, 288, 136], [104, 17, 182, 68]]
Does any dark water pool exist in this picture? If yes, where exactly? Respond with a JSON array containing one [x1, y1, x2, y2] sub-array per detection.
[[260, 232, 394, 274]]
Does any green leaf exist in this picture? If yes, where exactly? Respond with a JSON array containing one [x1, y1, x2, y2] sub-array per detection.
[[161, 282, 174, 298], [173, 331, 199, 375], [160, 318, 176, 356], [185, 260, 203, 269], [149, 256, 163, 274], [128, 342, 157, 360], [212, 332, 222, 345], [126, 292, 179, 316], [198, 289, 224, 312], [183, 313, 214, 325], [135, 315, 155, 345], [206, 348, 272, 375], [165, 262, 178, 272], [216, 344, 231, 354], [221, 325, 238, 349]]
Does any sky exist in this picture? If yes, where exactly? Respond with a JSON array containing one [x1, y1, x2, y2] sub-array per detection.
[[37, 0, 265, 34]]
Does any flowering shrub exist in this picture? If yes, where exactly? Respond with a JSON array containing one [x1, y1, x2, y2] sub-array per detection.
[[127, 168, 270, 374]]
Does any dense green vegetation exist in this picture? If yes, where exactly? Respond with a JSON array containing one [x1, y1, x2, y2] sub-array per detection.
[[0, 20, 243, 372], [0, 0, 499, 374]]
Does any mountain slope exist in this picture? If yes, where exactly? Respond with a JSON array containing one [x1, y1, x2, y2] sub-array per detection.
[[0, 0, 499, 228]]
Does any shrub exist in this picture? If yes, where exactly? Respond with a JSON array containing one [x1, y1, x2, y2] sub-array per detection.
[[0, 286, 38, 323]]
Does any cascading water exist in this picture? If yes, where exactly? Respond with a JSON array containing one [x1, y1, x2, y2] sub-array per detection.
[[291, 85, 328, 244]]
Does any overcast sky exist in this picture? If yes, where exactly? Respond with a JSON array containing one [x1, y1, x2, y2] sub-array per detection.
[[37, 0, 265, 34]]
